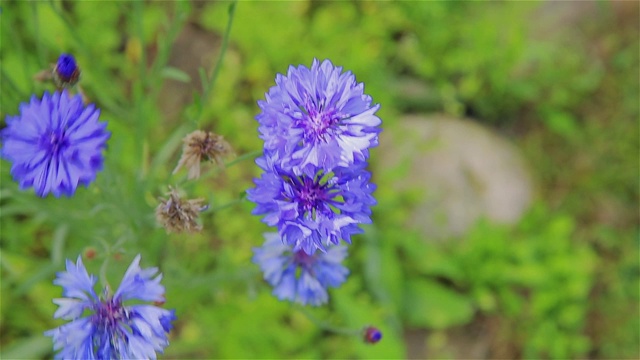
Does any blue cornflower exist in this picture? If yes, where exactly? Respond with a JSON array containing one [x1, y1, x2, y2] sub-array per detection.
[[45, 255, 176, 360], [247, 155, 376, 255], [54, 54, 81, 87], [1, 90, 110, 197], [256, 59, 381, 172], [253, 232, 349, 306]]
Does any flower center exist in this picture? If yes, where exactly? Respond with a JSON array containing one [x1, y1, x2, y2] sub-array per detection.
[[293, 250, 316, 271], [94, 298, 127, 332], [299, 96, 343, 143], [44, 131, 68, 155], [289, 174, 340, 220], [294, 177, 331, 219]]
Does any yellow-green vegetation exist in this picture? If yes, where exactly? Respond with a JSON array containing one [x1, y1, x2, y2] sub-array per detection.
[[1, 1, 637, 359]]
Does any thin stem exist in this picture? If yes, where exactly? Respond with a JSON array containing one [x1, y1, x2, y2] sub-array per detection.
[[148, 2, 190, 102], [174, 149, 261, 187], [193, 0, 238, 126], [295, 306, 362, 336], [206, 195, 247, 213], [225, 149, 262, 168], [131, 1, 148, 179], [99, 256, 111, 291]]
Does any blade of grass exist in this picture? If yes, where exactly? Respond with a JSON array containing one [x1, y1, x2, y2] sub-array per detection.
[[191, 0, 238, 126]]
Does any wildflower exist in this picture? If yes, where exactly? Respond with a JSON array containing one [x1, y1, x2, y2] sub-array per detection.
[[0, 90, 110, 197], [247, 155, 376, 255], [256, 59, 381, 172], [253, 232, 349, 306], [155, 187, 207, 233], [363, 326, 382, 344], [45, 255, 176, 359], [53, 53, 81, 88], [173, 130, 233, 180]]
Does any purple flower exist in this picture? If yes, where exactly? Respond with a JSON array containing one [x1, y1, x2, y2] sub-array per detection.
[[247, 155, 376, 255], [253, 232, 349, 306], [45, 255, 176, 359], [256, 59, 381, 172], [1, 90, 110, 197]]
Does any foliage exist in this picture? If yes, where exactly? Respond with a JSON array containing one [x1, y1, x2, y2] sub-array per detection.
[[1, 1, 638, 359]]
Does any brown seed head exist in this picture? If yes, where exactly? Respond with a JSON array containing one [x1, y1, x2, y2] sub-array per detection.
[[155, 187, 207, 234], [173, 130, 234, 180]]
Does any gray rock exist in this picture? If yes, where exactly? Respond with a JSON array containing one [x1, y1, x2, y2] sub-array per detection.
[[377, 114, 534, 239]]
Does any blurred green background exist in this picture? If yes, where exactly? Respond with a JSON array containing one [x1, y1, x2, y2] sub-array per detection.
[[1, 1, 638, 359]]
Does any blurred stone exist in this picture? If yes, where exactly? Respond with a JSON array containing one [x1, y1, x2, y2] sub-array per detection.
[[377, 114, 534, 239]]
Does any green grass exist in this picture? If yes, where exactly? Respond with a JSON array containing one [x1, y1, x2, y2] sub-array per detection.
[[1, 1, 638, 359]]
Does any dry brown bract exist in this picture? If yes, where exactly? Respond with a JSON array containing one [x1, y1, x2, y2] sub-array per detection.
[[155, 187, 207, 234], [173, 130, 234, 180]]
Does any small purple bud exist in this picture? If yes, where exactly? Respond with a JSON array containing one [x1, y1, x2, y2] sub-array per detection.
[[54, 53, 80, 87], [363, 326, 382, 344]]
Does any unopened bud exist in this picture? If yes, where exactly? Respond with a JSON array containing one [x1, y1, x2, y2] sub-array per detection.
[[53, 54, 81, 88], [363, 326, 382, 344]]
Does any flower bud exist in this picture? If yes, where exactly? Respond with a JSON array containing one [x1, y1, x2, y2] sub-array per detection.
[[53, 54, 81, 88], [363, 326, 382, 344]]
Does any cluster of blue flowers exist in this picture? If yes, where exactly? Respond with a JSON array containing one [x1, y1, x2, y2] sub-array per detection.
[[248, 59, 381, 306], [1, 54, 382, 358], [1, 54, 176, 358]]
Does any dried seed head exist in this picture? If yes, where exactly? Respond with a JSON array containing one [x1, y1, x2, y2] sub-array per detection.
[[155, 187, 207, 234], [173, 130, 234, 180]]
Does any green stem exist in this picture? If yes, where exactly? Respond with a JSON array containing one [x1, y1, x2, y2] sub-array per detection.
[[174, 149, 261, 187], [193, 0, 238, 126], [225, 149, 262, 168], [296, 306, 362, 336], [148, 2, 189, 102], [207, 195, 246, 213], [132, 1, 148, 179], [99, 256, 111, 291]]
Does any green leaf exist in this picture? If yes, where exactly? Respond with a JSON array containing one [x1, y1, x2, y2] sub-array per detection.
[[544, 111, 579, 138], [161, 66, 191, 83], [403, 279, 474, 329]]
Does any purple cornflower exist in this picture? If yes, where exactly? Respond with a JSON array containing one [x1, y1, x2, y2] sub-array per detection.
[[1, 90, 110, 197], [253, 232, 349, 306], [256, 59, 381, 172], [247, 156, 376, 255], [45, 255, 176, 359]]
